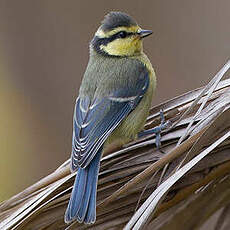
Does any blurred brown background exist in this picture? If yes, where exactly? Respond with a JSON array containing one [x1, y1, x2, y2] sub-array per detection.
[[0, 0, 229, 202]]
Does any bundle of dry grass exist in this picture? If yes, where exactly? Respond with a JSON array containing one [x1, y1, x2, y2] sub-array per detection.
[[0, 60, 230, 230]]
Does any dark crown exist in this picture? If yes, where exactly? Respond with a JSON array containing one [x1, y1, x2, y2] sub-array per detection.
[[100, 12, 137, 32]]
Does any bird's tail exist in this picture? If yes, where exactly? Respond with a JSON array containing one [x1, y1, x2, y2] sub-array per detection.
[[64, 149, 102, 224]]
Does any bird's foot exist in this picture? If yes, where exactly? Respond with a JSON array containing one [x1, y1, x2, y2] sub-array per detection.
[[138, 109, 171, 151]]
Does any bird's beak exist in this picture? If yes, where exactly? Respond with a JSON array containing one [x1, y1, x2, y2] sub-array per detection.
[[137, 29, 153, 38]]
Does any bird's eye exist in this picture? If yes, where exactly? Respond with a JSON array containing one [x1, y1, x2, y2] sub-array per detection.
[[118, 31, 127, 38]]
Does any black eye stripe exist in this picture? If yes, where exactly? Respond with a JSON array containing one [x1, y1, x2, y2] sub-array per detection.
[[92, 31, 135, 47], [91, 31, 137, 56], [104, 31, 136, 42], [114, 31, 135, 38]]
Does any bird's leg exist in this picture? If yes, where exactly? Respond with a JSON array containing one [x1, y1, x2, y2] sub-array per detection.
[[138, 109, 171, 150]]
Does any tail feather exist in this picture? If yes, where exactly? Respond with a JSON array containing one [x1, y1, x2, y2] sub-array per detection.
[[77, 157, 96, 222], [65, 149, 102, 224], [71, 169, 87, 217], [84, 164, 98, 223]]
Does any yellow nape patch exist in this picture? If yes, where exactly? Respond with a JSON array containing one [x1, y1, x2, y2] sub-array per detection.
[[96, 25, 140, 38]]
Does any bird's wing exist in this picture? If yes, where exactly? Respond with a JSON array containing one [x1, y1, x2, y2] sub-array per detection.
[[71, 68, 149, 171]]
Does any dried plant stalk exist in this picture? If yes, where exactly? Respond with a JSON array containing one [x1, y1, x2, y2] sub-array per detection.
[[0, 60, 230, 230]]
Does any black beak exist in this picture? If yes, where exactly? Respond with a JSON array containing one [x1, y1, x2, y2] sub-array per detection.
[[137, 29, 153, 38]]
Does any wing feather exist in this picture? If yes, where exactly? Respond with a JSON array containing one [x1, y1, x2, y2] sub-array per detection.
[[71, 69, 150, 171]]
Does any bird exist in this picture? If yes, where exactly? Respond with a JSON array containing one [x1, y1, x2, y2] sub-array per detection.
[[65, 11, 158, 225]]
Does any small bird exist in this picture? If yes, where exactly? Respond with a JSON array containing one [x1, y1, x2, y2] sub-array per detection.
[[65, 11, 157, 224]]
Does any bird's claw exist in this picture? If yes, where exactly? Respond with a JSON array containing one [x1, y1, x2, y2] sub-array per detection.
[[138, 109, 171, 152]]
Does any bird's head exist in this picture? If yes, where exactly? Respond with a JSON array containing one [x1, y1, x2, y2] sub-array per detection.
[[91, 12, 152, 57]]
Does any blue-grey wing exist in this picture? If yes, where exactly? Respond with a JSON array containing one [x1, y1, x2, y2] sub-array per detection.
[[71, 69, 150, 171]]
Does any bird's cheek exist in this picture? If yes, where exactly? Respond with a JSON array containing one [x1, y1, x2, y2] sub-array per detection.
[[133, 40, 143, 53]]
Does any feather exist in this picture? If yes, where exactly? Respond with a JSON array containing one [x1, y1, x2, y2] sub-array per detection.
[[71, 70, 149, 170], [1, 61, 230, 230]]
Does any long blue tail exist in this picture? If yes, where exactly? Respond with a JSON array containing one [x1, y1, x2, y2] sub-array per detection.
[[65, 150, 102, 224]]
